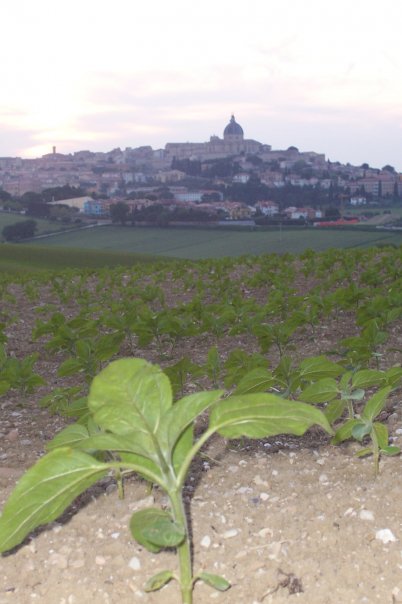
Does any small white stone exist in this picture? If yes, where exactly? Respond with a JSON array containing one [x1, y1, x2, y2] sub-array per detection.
[[49, 552, 68, 569], [271, 469, 278, 476], [222, 529, 239, 539], [319, 474, 329, 483], [95, 555, 106, 566], [253, 475, 269, 486], [359, 509, 374, 521], [128, 556, 141, 570], [316, 458, 325, 465], [375, 529, 397, 544], [200, 535, 211, 548], [344, 507, 355, 517], [237, 486, 253, 494], [110, 532, 120, 539], [260, 492, 269, 501], [258, 528, 273, 538]]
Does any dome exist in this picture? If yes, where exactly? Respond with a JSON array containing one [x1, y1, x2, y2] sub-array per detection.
[[224, 115, 244, 138]]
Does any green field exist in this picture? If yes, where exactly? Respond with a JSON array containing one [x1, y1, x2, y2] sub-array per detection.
[[26, 224, 402, 259]]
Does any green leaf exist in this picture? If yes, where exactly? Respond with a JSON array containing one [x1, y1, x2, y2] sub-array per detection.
[[324, 399, 346, 425], [130, 508, 185, 553], [164, 390, 224, 454], [298, 356, 344, 381], [144, 570, 175, 592], [355, 447, 372, 458], [347, 389, 365, 401], [234, 367, 274, 394], [373, 422, 389, 450], [352, 421, 371, 441], [380, 445, 400, 456], [209, 394, 333, 439], [361, 387, 391, 421], [0, 380, 10, 395], [88, 358, 172, 436], [58, 358, 83, 377], [299, 378, 339, 404], [351, 369, 384, 389], [198, 572, 231, 591], [331, 419, 361, 444], [0, 448, 108, 553], [384, 367, 402, 388], [46, 424, 89, 450]]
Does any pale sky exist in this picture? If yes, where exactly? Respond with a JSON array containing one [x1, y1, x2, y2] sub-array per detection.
[[2, 0, 402, 170]]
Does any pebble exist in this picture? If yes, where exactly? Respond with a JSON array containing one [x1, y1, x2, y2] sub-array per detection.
[[49, 552, 68, 569], [319, 474, 329, 483], [260, 492, 269, 501], [236, 486, 253, 494], [6, 429, 18, 441], [258, 528, 273, 538], [201, 535, 211, 548], [128, 556, 141, 570], [222, 529, 239, 539], [253, 475, 269, 487], [95, 555, 106, 566], [375, 529, 397, 544], [359, 509, 374, 521]]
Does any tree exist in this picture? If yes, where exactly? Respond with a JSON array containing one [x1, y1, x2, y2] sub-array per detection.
[[110, 201, 130, 224], [2, 220, 37, 242], [382, 165, 396, 174], [0, 189, 11, 202]]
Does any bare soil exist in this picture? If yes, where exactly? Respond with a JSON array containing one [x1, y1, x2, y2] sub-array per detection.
[[1, 263, 402, 604]]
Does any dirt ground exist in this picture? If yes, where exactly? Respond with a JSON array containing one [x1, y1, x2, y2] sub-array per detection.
[[1, 262, 402, 604]]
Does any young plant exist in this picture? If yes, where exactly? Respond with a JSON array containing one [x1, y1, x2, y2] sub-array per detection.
[[0, 358, 332, 604], [331, 387, 400, 477]]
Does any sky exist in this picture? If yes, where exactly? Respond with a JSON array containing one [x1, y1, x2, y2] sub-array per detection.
[[1, 0, 402, 170]]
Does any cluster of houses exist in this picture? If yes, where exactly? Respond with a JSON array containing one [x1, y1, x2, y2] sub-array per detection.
[[51, 195, 326, 223]]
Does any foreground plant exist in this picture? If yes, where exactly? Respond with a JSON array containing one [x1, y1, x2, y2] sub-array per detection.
[[0, 358, 332, 603]]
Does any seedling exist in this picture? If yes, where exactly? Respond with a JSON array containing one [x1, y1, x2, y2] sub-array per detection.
[[0, 358, 332, 603], [331, 387, 400, 476]]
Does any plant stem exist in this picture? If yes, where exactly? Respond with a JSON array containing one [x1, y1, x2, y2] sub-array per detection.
[[169, 489, 193, 604]]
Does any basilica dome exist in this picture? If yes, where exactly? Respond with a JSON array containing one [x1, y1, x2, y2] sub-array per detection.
[[223, 115, 244, 139]]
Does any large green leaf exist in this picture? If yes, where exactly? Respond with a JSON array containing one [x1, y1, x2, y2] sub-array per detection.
[[362, 387, 391, 421], [233, 367, 274, 394], [88, 359, 172, 463], [162, 391, 223, 474], [299, 378, 339, 404], [0, 448, 108, 553], [209, 394, 333, 439], [164, 391, 223, 453], [46, 424, 89, 450], [298, 356, 344, 382], [351, 369, 384, 389], [64, 433, 165, 484], [130, 508, 185, 553]]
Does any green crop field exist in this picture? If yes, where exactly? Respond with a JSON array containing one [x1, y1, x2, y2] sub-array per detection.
[[25, 224, 402, 259]]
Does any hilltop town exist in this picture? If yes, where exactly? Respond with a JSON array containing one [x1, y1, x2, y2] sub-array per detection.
[[1, 116, 401, 225]]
